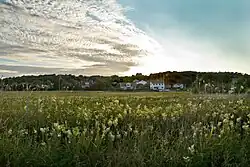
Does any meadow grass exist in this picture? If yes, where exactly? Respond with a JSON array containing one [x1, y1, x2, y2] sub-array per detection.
[[0, 91, 250, 167]]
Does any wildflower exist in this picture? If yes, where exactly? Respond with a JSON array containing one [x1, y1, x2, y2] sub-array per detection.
[[108, 120, 113, 127], [242, 124, 249, 130], [123, 131, 128, 137], [24, 105, 28, 111], [123, 110, 127, 115], [41, 142, 46, 146], [223, 118, 229, 124], [72, 127, 80, 137], [188, 144, 195, 154], [237, 117, 242, 123], [65, 130, 72, 137], [134, 130, 139, 135], [117, 114, 122, 119], [193, 132, 197, 138], [113, 118, 118, 127], [53, 123, 59, 128], [148, 125, 154, 131], [212, 112, 217, 117], [116, 133, 121, 139], [229, 121, 234, 127], [183, 156, 190, 162], [40, 128, 46, 133], [104, 127, 110, 133], [8, 129, 12, 135], [24, 130, 28, 135], [90, 130, 94, 135], [108, 132, 115, 141]]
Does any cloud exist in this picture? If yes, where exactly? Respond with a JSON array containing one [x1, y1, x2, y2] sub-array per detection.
[[0, 0, 159, 76], [1, 0, 249, 77]]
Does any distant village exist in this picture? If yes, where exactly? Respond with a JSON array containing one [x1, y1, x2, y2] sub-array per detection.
[[82, 79, 185, 92], [0, 71, 249, 94]]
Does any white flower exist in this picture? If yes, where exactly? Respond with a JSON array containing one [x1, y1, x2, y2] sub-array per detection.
[[40, 128, 46, 133], [231, 115, 234, 119], [223, 118, 229, 124], [188, 144, 195, 154], [41, 142, 46, 146], [108, 132, 115, 141], [65, 130, 72, 137], [116, 133, 121, 139], [242, 124, 249, 130], [117, 114, 123, 119], [123, 131, 128, 137], [212, 112, 217, 117], [8, 129, 12, 135], [113, 118, 118, 127], [134, 130, 139, 135], [183, 156, 190, 162], [229, 121, 234, 127], [53, 123, 59, 128], [237, 117, 242, 123], [104, 127, 110, 133]]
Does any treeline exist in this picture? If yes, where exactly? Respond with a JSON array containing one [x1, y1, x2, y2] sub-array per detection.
[[0, 71, 249, 93]]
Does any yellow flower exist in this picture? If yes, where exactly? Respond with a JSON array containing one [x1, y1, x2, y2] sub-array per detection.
[[108, 120, 113, 127]]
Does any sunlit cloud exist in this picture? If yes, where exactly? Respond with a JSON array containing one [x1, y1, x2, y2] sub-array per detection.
[[0, 0, 158, 76]]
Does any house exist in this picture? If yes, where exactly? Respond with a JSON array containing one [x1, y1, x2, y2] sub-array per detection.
[[120, 82, 134, 90], [136, 80, 147, 85], [81, 81, 90, 89], [150, 81, 165, 91], [172, 83, 184, 89]]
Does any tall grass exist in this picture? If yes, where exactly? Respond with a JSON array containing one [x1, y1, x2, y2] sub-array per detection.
[[0, 92, 250, 166]]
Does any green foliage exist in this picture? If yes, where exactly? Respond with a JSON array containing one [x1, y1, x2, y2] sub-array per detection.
[[0, 92, 250, 166], [1, 72, 249, 92]]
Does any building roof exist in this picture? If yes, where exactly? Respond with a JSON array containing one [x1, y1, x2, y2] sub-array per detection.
[[150, 80, 164, 84]]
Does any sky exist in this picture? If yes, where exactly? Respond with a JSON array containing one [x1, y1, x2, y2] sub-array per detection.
[[0, 0, 249, 77]]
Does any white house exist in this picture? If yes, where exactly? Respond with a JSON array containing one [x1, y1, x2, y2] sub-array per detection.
[[172, 83, 184, 89], [150, 81, 165, 91], [136, 80, 147, 85], [81, 81, 91, 88]]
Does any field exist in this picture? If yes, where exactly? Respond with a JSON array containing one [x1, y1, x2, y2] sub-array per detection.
[[0, 91, 250, 167]]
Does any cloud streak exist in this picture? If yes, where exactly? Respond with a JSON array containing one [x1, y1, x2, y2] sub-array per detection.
[[0, 0, 159, 76]]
